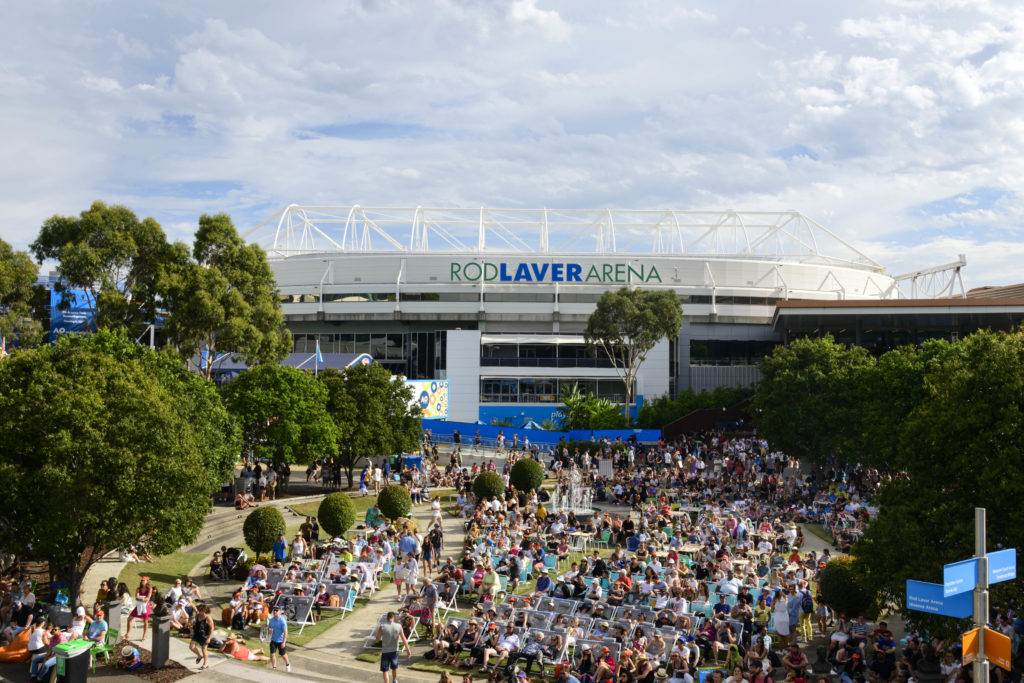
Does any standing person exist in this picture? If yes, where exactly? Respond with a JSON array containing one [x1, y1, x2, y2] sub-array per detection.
[[272, 532, 288, 564], [474, 430, 481, 453], [124, 577, 152, 639], [267, 604, 291, 672], [373, 462, 383, 494], [190, 604, 214, 669], [377, 611, 412, 683]]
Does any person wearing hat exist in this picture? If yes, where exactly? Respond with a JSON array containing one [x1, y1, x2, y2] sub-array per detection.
[[120, 644, 142, 671], [841, 651, 865, 683], [84, 609, 108, 645], [480, 622, 520, 673], [267, 604, 291, 672], [532, 567, 552, 598], [574, 643, 597, 682]]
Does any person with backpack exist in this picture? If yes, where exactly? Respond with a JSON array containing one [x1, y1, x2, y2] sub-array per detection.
[[798, 584, 815, 642]]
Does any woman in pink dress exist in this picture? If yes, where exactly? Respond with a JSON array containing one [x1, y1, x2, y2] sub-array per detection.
[[125, 576, 153, 639]]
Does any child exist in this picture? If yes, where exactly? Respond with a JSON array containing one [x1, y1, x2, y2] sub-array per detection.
[[121, 645, 142, 671]]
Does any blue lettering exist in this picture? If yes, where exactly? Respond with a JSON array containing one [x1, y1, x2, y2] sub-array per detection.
[[566, 263, 582, 282], [552, 263, 564, 282], [514, 263, 531, 281], [499, 263, 513, 282], [530, 263, 549, 281]]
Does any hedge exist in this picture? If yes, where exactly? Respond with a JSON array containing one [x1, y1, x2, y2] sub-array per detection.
[[473, 471, 506, 500], [318, 492, 356, 538], [510, 458, 545, 492], [242, 507, 286, 559], [378, 484, 413, 521]]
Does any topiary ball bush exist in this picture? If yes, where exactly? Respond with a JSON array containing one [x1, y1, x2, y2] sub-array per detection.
[[819, 555, 875, 619], [242, 506, 286, 560], [510, 458, 545, 492], [377, 484, 412, 521], [473, 471, 506, 500], [318, 492, 356, 538]]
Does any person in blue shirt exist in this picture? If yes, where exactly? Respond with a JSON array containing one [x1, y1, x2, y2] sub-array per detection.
[[531, 568, 552, 598], [272, 532, 288, 563], [85, 610, 108, 644], [712, 595, 732, 617], [267, 605, 291, 672]]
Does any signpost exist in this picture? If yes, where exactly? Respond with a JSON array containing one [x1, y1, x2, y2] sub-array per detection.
[[906, 508, 1018, 680]]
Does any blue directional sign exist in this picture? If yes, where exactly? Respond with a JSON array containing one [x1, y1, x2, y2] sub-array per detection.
[[907, 580, 973, 618], [944, 558, 978, 597], [988, 548, 1017, 584]]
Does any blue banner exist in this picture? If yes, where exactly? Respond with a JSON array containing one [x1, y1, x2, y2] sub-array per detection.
[[988, 548, 1017, 584], [943, 558, 977, 597], [49, 288, 96, 343], [907, 579, 972, 618]]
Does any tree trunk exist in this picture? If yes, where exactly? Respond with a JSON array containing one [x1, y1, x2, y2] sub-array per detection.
[[345, 466, 355, 490]]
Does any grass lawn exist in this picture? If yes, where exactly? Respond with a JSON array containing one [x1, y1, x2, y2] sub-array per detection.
[[118, 552, 208, 592], [804, 523, 834, 545]]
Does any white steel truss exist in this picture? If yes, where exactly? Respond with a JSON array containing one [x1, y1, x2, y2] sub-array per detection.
[[245, 206, 884, 271], [890, 254, 967, 299]]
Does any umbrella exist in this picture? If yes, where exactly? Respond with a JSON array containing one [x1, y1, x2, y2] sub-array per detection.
[[250, 564, 267, 575]]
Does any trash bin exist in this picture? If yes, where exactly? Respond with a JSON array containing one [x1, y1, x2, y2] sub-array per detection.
[[55, 639, 92, 683], [48, 603, 73, 628]]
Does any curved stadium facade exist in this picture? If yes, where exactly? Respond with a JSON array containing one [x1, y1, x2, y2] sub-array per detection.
[[246, 206, 972, 424]]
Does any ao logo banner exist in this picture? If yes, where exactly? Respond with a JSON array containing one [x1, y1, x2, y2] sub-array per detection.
[[49, 288, 97, 343], [405, 380, 449, 419]]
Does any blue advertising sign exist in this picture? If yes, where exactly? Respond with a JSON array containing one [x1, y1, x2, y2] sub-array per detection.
[[907, 580, 973, 618], [49, 288, 96, 343], [944, 558, 978, 597], [988, 548, 1017, 584]]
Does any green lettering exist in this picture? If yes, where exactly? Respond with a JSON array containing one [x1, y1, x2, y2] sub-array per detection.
[[602, 264, 613, 282], [586, 265, 601, 282], [464, 262, 482, 281], [450, 262, 462, 281], [645, 265, 662, 283], [615, 263, 625, 282], [483, 262, 497, 281], [627, 264, 643, 282]]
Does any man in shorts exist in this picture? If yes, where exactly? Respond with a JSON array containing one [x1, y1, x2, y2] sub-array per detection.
[[268, 605, 291, 672], [376, 611, 412, 683]]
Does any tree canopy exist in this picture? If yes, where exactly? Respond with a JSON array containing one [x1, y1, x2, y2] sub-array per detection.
[[220, 363, 338, 465], [160, 213, 291, 379], [317, 492, 356, 538], [243, 507, 286, 560], [0, 330, 239, 602], [318, 363, 421, 488], [557, 382, 627, 430], [31, 201, 171, 336], [584, 287, 682, 419], [377, 485, 412, 521], [0, 238, 44, 348]]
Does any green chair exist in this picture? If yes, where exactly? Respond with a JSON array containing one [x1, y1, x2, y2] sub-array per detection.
[[90, 628, 119, 671]]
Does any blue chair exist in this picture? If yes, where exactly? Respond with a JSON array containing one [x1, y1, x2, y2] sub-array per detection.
[[544, 555, 558, 570], [627, 536, 641, 552]]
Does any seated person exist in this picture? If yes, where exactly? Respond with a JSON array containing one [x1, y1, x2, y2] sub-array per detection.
[[234, 491, 258, 509], [170, 600, 192, 631], [221, 635, 271, 662], [120, 645, 143, 671], [516, 630, 548, 674], [481, 622, 520, 673], [209, 552, 228, 581], [783, 643, 809, 676], [84, 610, 108, 645]]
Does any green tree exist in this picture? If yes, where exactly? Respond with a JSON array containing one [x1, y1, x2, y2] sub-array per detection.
[[818, 556, 876, 619], [636, 385, 755, 429], [160, 213, 291, 379], [557, 383, 590, 430], [243, 507, 286, 561], [584, 287, 683, 420], [31, 201, 171, 336], [319, 364, 421, 488], [0, 330, 239, 603], [377, 485, 412, 521], [557, 382, 627, 430], [220, 364, 338, 465], [853, 330, 1024, 637], [473, 471, 506, 500], [753, 335, 874, 465], [318, 492, 357, 538], [509, 458, 545, 492], [0, 238, 44, 348]]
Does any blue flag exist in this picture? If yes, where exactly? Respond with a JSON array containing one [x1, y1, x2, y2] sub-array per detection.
[[316, 339, 323, 365]]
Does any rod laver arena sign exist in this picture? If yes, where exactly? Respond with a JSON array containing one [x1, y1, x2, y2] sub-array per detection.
[[449, 261, 662, 284]]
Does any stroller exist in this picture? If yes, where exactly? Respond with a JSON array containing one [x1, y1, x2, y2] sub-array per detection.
[[223, 547, 248, 572]]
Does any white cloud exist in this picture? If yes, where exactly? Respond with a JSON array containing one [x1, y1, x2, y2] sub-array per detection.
[[0, 0, 1023, 290]]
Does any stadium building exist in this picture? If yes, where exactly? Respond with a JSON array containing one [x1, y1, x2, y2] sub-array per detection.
[[247, 206, 1020, 425]]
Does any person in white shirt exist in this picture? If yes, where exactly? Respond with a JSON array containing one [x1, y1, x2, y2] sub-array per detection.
[[717, 575, 740, 595], [482, 623, 520, 672], [165, 579, 184, 604]]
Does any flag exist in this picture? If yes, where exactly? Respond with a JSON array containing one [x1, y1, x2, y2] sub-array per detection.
[[316, 339, 323, 365], [0, 336, 5, 359]]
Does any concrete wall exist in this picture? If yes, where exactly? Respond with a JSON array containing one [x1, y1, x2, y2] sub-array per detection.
[[445, 329, 481, 422]]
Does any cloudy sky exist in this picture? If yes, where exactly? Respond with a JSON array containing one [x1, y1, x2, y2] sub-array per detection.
[[2, 0, 1023, 288]]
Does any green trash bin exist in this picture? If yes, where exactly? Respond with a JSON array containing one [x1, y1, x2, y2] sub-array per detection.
[[55, 639, 93, 683]]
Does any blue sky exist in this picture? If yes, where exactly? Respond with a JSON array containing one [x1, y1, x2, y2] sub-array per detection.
[[1, 0, 1023, 288]]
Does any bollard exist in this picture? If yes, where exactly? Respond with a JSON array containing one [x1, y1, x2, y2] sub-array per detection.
[[150, 614, 171, 668]]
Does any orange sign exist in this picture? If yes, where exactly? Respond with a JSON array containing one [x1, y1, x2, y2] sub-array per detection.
[[962, 628, 979, 665], [984, 627, 1012, 672], [961, 627, 1012, 671]]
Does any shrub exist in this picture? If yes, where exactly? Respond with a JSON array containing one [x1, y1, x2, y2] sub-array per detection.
[[242, 507, 286, 560], [318, 492, 356, 538], [510, 458, 545, 492], [819, 556, 875, 619], [473, 471, 506, 500], [377, 485, 412, 521]]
